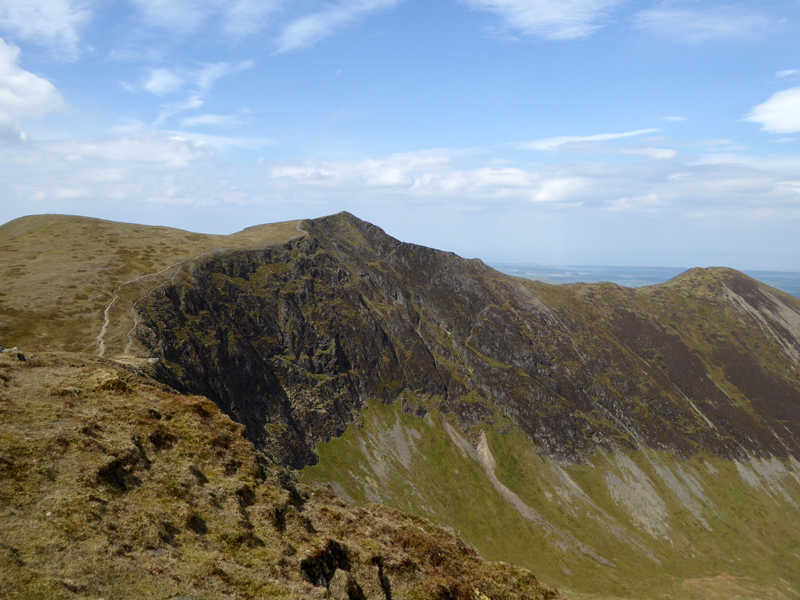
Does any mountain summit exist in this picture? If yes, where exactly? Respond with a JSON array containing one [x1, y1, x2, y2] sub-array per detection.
[[2, 212, 800, 599]]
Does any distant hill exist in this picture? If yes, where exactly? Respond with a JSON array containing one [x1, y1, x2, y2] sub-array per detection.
[[2, 212, 800, 599], [492, 262, 800, 299]]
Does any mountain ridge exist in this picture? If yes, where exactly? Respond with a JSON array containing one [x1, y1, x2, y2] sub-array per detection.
[[2, 211, 800, 599]]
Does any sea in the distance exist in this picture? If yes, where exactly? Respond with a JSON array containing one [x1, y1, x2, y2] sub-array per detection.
[[491, 264, 800, 300]]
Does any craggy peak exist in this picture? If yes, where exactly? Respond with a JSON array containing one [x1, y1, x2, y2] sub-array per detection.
[[2, 212, 800, 599]]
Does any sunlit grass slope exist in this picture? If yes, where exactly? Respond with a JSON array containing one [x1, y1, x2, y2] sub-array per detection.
[[0, 214, 303, 356], [301, 398, 800, 600]]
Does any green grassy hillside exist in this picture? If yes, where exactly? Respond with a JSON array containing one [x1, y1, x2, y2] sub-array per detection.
[[3, 211, 800, 600], [301, 399, 800, 599], [0, 214, 303, 357]]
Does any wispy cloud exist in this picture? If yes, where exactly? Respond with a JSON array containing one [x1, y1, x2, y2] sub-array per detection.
[[275, 0, 402, 53], [129, 0, 213, 35], [0, 0, 93, 58], [606, 193, 662, 212], [621, 147, 677, 160], [663, 116, 685, 122], [224, 0, 284, 36], [181, 113, 240, 128], [33, 128, 274, 169], [140, 61, 253, 99], [777, 69, 798, 79], [47, 134, 216, 167], [4, 136, 800, 250], [196, 61, 253, 92], [137, 61, 254, 126], [143, 68, 184, 95], [462, 0, 623, 40], [520, 129, 659, 150], [0, 38, 64, 141], [130, 0, 283, 37], [632, 3, 773, 43], [743, 87, 800, 134], [154, 95, 204, 127]]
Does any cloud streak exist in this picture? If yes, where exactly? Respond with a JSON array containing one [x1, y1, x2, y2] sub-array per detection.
[[0, 0, 93, 57], [462, 0, 623, 40], [520, 129, 660, 150], [129, 0, 284, 38], [275, 0, 402, 53], [632, 3, 773, 43], [143, 68, 184, 95]]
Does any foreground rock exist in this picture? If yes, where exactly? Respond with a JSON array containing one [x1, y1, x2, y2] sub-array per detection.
[[0, 351, 560, 600]]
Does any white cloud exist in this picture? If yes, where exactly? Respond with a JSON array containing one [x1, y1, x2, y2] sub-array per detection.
[[691, 152, 800, 173], [144, 68, 184, 95], [275, 0, 401, 53], [196, 60, 253, 92], [462, 0, 623, 40], [518, 128, 677, 160], [224, 0, 284, 36], [129, 0, 212, 35], [154, 95, 203, 126], [130, 0, 283, 37], [621, 147, 677, 160], [606, 193, 661, 212], [532, 177, 587, 202], [47, 134, 216, 167], [521, 129, 659, 151], [663, 116, 685, 122], [0, 0, 92, 57], [146, 61, 252, 126], [0, 38, 64, 140], [743, 87, 800, 134], [633, 4, 772, 43], [4, 138, 799, 269], [139, 61, 252, 98], [181, 113, 239, 127], [776, 69, 798, 79]]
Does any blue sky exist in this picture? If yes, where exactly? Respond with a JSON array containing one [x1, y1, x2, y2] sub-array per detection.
[[1, 0, 800, 270]]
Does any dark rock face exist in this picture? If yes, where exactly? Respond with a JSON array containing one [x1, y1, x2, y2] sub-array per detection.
[[137, 213, 800, 467]]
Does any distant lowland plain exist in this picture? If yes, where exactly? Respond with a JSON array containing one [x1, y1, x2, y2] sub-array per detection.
[[493, 264, 800, 299]]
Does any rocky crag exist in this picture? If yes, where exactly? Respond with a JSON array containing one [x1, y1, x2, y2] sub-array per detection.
[[2, 212, 800, 599], [136, 213, 800, 467]]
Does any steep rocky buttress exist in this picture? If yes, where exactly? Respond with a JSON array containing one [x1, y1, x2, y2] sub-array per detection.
[[135, 212, 800, 468]]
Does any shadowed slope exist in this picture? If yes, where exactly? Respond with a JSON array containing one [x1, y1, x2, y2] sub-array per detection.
[[135, 212, 800, 467]]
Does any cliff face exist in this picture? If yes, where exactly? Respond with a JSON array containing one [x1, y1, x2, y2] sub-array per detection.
[[5, 211, 800, 599], [136, 212, 800, 469]]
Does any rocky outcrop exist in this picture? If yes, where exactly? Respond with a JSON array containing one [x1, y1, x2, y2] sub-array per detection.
[[0, 351, 560, 600], [136, 212, 800, 468]]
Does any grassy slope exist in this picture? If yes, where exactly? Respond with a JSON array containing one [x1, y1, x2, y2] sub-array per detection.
[[0, 351, 559, 600], [0, 215, 302, 356], [301, 398, 800, 600], [5, 213, 800, 599]]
